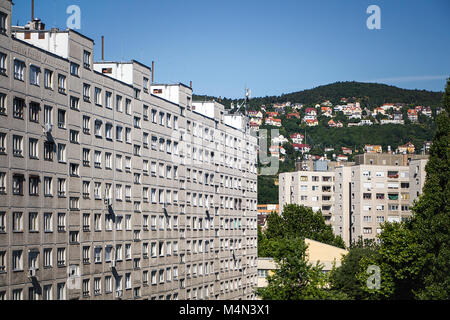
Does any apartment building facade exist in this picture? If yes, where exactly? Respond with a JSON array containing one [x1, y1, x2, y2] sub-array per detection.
[[0, 0, 258, 300], [333, 154, 428, 246], [279, 154, 428, 247], [279, 165, 335, 224]]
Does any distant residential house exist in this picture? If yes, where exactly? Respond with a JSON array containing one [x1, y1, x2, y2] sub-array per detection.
[[422, 106, 432, 117], [342, 147, 352, 155], [305, 118, 319, 127], [305, 108, 317, 116], [290, 133, 304, 144], [321, 107, 333, 117], [292, 103, 303, 110], [324, 147, 335, 152], [321, 100, 333, 107], [393, 112, 403, 121], [265, 117, 282, 127], [266, 111, 279, 118], [336, 121, 344, 128], [396, 142, 415, 154], [249, 117, 262, 125], [286, 112, 300, 119], [373, 107, 386, 116], [292, 144, 311, 153], [364, 144, 383, 153], [269, 145, 286, 158], [347, 122, 360, 127], [248, 110, 263, 118], [328, 119, 336, 127], [381, 103, 395, 110], [336, 155, 348, 161], [408, 109, 418, 122]]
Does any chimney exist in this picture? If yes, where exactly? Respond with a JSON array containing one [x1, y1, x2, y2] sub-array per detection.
[[101, 36, 104, 61], [31, 0, 34, 21], [151, 61, 154, 83]]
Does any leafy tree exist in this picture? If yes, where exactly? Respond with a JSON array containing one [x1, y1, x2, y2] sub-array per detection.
[[355, 79, 450, 300], [256, 237, 348, 300], [260, 204, 346, 258], [329, 237, 379, 300]]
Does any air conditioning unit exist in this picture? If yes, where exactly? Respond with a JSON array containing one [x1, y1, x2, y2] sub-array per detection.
[[28, 268, 37, 278], [44, 123, 53, 133]]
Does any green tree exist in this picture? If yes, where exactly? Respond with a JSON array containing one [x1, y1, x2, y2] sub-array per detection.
[[355, 79, 450, 300], [256, 237, 348, 300], [260, 204, 346, 259], [329, 237, 379, 300]]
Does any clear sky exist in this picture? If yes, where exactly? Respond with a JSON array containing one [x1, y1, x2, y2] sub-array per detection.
[[11, 0, 450, 98]]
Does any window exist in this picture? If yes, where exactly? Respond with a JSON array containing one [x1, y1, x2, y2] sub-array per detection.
[[125, 128, 131, 143], [44, 69, 53, 89], [57, 143, 66, 162], [94, 247, 102, 263], [0, 12, 6, 34], [43, 285, 52, 300], [70, 62, 79, 76], [57, 74, 66, 93], [57, 179, 66, 197], [94, 120, 102, 137], [12, 175, 24, 195], [57, 109, 66, 128], [12, 250, 22, 270], [29, 102, 40, 122], [57, 283, 66, 300], [28, 212, 38, 231], [0, 211, 6, 232], [105, 92, 112, 109], [125, 99, 131, 115], [57, 248, 66, 266], [57, 212, 66, 231], [82, 115, 90, 134], [105, 123, 113, 140], [0, 133, 5, 154], [94, 151, 101, 168], [68, 97, 79, 113], [115, 95, 122, 112], [13, 97, 25, 119], [12, 212, 23, 231], [0, 52, 6, 75], [14, 59, 25, 81], [83, 51, 91, 69], [143, 77, 149, 93], [105, 276, 112, 293], [30, 65, 40, 85], [43, 212, 52, 232], [0, 92, 6, 115]]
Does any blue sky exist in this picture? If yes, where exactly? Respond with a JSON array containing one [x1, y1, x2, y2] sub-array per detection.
[[12, 0, 450, 98]]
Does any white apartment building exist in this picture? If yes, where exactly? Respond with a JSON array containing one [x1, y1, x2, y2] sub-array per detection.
[[0, 0, 258, 300], [279, 154, 428, 247]]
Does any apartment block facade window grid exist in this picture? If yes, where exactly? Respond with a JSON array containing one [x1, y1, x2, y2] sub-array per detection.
[[0, 2, 258, 301]]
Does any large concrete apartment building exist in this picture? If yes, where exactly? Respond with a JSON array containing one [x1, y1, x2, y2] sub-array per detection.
[[0, 0, 258, 300], [280, 153, 428, 247]]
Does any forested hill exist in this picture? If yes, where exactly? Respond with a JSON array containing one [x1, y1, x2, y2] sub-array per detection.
[[193, 81, 444, 109]]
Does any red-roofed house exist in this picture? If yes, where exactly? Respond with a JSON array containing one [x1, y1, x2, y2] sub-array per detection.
[[328, 119, 336, 127], [342, 147, 352, 155], [286, 112, 300, 119], [336, 121, 344, 128], [408, 109, 418, 122], [305, 118, 318, 126], [321, 106, 333, 117], [290, 133, 304, 144], [266, 111, 279, 118], [265, 117, 282, 127], [305, 108, 317, 116], [336, 155, 348, 161]]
